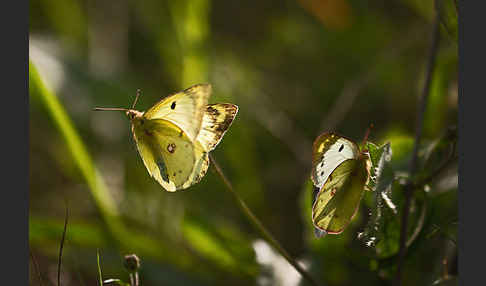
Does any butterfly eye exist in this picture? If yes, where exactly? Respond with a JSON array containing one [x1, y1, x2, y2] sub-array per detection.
[[171, 102, 176, 110]]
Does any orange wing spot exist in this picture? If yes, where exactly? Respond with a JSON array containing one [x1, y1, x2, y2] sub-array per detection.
[[330, 188, 337, 196]]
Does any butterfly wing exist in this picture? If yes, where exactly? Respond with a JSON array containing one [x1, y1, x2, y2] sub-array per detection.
[[143, 84, 211, 142], [311, 132, 359, 189], [196, 103, 238, 152], [311, 185, 328, 238], [182, 141, 210, 189], [311, 158, 369, 234], [132, 118, 199, 192], [180, 103, 239, 188]]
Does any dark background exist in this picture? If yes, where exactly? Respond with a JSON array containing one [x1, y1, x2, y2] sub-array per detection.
[[29, 0, 458, 285]]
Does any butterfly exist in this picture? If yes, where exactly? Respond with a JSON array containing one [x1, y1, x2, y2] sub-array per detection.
[[310, 131, 372, 236], [94, 83, 238, 192]]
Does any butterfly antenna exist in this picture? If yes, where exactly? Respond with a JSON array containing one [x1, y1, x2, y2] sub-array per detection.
[[361, 123, 374, 147], [92, 107, 128, 112], [131, 88, 141, 109]]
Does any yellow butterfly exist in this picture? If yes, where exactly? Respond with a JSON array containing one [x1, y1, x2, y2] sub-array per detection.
[[94, 84, 238, 192], [310, 129, 373, 236]]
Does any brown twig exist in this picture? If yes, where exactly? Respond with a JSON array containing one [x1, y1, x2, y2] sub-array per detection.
[[30, 249, 45, 286], [209, 154, 321, 286], [394, 3, 442, 285], [58, 206, 69, 286]]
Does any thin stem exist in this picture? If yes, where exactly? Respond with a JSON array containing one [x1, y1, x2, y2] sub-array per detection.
[[361, 123, 374, 147], [209, 154, 321, 286], [129, 274, 135, 286], [97, 249, 103, 286], [134, 273, 139, 286], [394, 3, 442, 285], [128, 272, 139, 286], [30, 249, 45, 286], [58, 206, 69, 286]]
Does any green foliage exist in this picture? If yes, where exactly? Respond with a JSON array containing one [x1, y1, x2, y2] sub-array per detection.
[[360, 142, 396, 252], [29, 0, 457, 285], [182, 216, 258, 276], [29, 60, 120, 220]]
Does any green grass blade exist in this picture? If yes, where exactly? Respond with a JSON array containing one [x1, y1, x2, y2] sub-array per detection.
[[97, 249, 103, 286], [29, 60, 119, 219]]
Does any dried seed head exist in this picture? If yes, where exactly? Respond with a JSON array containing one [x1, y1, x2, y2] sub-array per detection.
[[123, 254, 141, 273]]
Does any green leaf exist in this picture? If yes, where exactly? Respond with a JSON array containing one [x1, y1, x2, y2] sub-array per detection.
[[366, 141, 392, 191], [360, 142, 397, 251]]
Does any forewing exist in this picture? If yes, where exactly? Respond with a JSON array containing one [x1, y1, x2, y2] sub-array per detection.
[[196, 103, 238, 152], [311, 133, 359, 189], [312, 158, 368, 234], [143, 84, 211, 141], [132, 119, 198, 192]]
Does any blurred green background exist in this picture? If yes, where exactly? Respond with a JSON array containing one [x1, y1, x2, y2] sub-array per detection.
[[29, 0, 458, 285]]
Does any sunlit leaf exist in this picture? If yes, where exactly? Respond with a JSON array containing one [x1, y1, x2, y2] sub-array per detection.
[[359, 142, 397, 250]]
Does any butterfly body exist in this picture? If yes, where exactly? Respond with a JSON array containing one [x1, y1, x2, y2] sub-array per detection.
[[96, 84, 238, 192], [311, 132, 371, 235]]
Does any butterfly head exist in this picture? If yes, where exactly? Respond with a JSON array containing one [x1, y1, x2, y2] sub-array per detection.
[[126, 109, 144, 120]]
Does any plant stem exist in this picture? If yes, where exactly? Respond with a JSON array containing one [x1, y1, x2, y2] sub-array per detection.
[[30, 249, 45, 286], [97, 249, 103, 286], [58, 206, 69, 286], [209, 154, 321, 286], [128, 272, 139, 286], [130, 273, 139, 286], [394, 3, 442, 285]]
